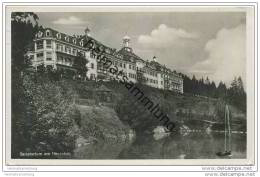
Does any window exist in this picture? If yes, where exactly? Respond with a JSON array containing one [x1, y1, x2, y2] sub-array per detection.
[[56, 33, 61, 39], [80, 40, 84, 46], [119, 63, 122, 67], [91, 63, 94, 69], [123, 63, 126, 68], [65, 46, 71, 54], [46, 52, 52, 61], [36, 52, 43, 58], [46, 30, 50, 37], [56, 44, 63, 51], [46, 40, 52, 48], [129, 65, 131, 69], [36, 40, 43, 49], [73, 39, 77, 44], [72, 49, 77, 55], [65, 36, 69, 42]]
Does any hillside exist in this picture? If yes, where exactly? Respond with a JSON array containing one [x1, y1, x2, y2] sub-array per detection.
[[73, 80, 246, 134]]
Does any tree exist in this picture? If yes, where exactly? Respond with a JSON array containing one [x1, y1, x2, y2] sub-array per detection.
[[11, 12, 39, 74], [73, 52, 88, 80], [217, 81, 227, 99], [227, 76, 246, 113], [11, 12, 40, 157], [21, 73, 79, 155]]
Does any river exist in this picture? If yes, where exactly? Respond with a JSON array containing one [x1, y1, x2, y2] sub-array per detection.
[[73, 132, 246, 159]]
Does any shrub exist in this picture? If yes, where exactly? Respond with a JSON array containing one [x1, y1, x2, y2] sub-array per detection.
[[12, 72, 80, 157]]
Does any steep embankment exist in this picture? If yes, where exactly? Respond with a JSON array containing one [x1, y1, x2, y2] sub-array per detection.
[[73, 81, 246, 136], [106, 82, 246, 133], [76, 104, 134, 144]]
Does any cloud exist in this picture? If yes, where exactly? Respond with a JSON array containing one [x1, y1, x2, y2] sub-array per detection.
[[190, 24, 246, 86], [138, 24, 199, 49], [52, 16, 87, 25], [136, 24, 201, 74]]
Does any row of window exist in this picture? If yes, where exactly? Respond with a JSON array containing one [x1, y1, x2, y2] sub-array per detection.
[[136, 67, 158, 77], [56, 43, 85, 57], [36, 40, 52, 50], [37, 30, 84, 46], [114, 61, 126, 69], [46, 52, 52, 61], [129, 64, 136, 70], [36, 52, 43, 58], [147, 78, 158, 84], [34, 42, 180, 84], [36, 52, 53, 61], [128, 73, 137, 79], [57, 56, 73, 65]]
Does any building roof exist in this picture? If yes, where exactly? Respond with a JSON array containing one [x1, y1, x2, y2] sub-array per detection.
[[117, 47, 145, 63], [35, 27, 113, 54]]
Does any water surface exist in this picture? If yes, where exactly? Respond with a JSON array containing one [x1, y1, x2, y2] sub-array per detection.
[[74, 132, 246, 159]]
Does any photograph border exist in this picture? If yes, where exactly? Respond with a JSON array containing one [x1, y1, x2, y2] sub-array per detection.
[[1, 1, 258, 172]]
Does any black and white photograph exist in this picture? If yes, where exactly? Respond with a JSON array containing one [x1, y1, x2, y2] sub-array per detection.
[[4, 4, 256, 168]]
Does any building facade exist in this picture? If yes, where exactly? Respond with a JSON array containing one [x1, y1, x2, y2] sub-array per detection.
[[28, 27, 183, 93]]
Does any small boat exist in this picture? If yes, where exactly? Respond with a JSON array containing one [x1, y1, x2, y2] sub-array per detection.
[[216, 105, 232, 157]]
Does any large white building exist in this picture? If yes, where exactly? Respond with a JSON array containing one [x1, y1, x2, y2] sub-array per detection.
[[28, 27, 183, 93]]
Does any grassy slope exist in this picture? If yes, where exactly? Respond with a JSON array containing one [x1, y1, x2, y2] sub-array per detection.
[[73, 80, 246, 133]]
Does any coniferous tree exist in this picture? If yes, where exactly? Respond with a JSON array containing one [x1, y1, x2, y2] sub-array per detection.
[[227, 76, 246, 113], [11, 12, 40, 157]]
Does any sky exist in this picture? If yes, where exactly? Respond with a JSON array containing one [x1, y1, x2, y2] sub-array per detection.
[[37, 12, 246, 86]]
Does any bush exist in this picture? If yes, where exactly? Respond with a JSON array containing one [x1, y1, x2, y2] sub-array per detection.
[[12, 72, 80, 158]]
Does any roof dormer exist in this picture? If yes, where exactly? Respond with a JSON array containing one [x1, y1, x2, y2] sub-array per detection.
[[65, 36, 70, 42], [56, 33, 61, 39], [45, 30, 51, 37]]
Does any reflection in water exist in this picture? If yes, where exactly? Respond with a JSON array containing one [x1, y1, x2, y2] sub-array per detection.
[[73, 133, 246, 159]]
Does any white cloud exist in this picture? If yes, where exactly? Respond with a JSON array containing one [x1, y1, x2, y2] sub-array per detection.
[[136, 24, 200, 72], [138, 24, 199, 49], [52, 16, 87, 25], [190, 24, 246, 86]]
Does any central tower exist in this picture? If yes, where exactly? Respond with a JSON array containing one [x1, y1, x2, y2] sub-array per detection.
[[122, 35, 132, 52]]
